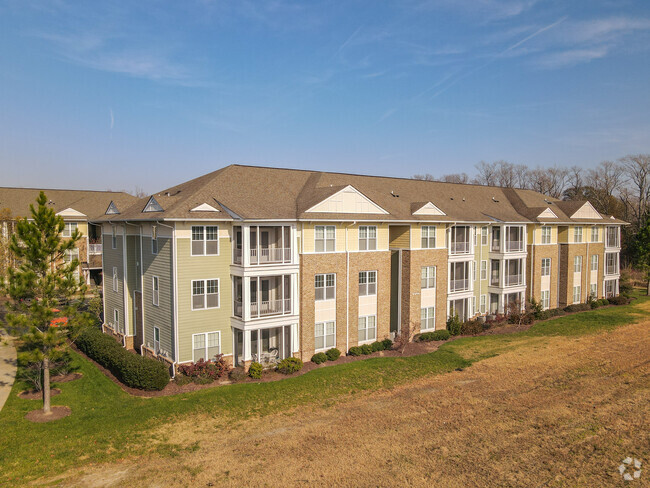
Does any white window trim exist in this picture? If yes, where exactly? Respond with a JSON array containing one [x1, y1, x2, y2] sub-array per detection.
[[152, 276, 160, 307], [191, 278, 221, 311], [541, 258, 551, 277], [480, 260, 487, 281], [315, 225, 336, 253], [191, 225, 220, 256], [358, 225, 377, 251], [314, 321, 336, 351], [358, 315, 377, 344], [481, 226, 488, 246], [192, 331, 221, 362], [112, 266, 118, 292], [315, 273, 336, 301], [111, 225, 117, 249], [421, 225, 436, 249], [574, 227, 583, 243], [62, 222, 78, 238], [541, 290, 550, 310], [152, 236, 158, 255], [574, 256, 582, 273], [480, 294, 487, 314], [153, 326, 160, 354], [113, 309, 120, 333], [421, 266, 436, 289], [420, 306, 436, 331], [573, 286, 581, 304], [359, 270, 377, 296], [541, 226, 552, 244], [591, 255, 598, 271]]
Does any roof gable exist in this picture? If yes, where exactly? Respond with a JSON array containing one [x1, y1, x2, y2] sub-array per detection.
[[537, 208, 558, 218], [412, 201, 446, 216], [305, 185, 388, 215], [55, 207, 86, 218], [143, 196, 164, 213], [190, 203, 220, 212], [105, 201, 120, 215], [570, 202, 602, 219]]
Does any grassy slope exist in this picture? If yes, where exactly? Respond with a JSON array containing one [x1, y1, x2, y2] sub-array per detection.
[[1, 293, 648, 485]]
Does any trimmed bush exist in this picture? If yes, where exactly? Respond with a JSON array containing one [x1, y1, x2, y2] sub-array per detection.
[[248, 361, 263, 379], [563, 303, 591, 313], [371, 341, 385, 352], [177, 355, 230, 382], [348, 346, 362, 356], [229, 367, 247, 382], [608, 295, 630, 305], [311, 352, 327, 364], [325, 348, 341, 361], [447, 315, 462, 336], [381, 338, 393, 350], [360, 344, 373, 355], [76, 327, 169, 391], [460, 320, 484, 335], [598, 298, 609, 306], [419, 330, 451, 342], [277, 357, 303, 374]]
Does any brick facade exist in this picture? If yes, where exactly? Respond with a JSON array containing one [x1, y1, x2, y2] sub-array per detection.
[[527, 244, 560, 309]]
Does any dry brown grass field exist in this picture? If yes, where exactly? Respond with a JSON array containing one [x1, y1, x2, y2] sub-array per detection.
[[48, 310, 650, 488]]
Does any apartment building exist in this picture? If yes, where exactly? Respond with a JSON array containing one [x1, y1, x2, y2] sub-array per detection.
[[95, 165, 625, 369], [0, 187, 137, 285]]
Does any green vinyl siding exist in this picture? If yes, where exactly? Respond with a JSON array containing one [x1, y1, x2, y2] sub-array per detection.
[[102, 229, 125, 332]]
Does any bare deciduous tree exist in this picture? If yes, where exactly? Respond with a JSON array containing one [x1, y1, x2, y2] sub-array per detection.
[[619, 154, 650, 227]]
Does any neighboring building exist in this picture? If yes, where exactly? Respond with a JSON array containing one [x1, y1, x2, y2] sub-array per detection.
[[0, 187, 138, 286], [95, 165, 625, 370]]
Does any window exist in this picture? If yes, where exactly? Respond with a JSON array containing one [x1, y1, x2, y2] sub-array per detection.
[[541, 290, 550, 310], [63, 248, 80, 279], [574, 227, 583, 243], [591, 255, 598, 271], [358, 226, 377, 250], [421, 307, 435, 331], [472, 296, 476, 316], [541, 226, 552, 244], [573, 286, 581, 304], [480, 260, 487, 280], [152, 276, 159, 306], [358, 315, 377, 342], [590, 227, 598, 242], [112, 267, 118, 292], [153, 326, 160, 354], [481, 227, 488, 245], [421, 266, 436, 289], [315, 273, 335, 301], [473, 260, 477, 281], [113, 309, 120, 332], [474, 227, 478, 247], [191, 226, 219, 256], [421, 226, 436, 249], [590, 283, 597, 299], [152, 226, 158, 255], [111, 225, 117, 249], [574, 256, 582, 273], [359, 271, 377, 296], [315, 321, 335, 350], [480, 294, 487, 314], [315, 225, 336, 252], [192, 331, 221, 362], [192, 279, 220, 310], [541, 258, 551, 277], [62, 222, 78, 238]]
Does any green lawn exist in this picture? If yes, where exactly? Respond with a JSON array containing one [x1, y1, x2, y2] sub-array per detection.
[[1, 292, 648, 486]]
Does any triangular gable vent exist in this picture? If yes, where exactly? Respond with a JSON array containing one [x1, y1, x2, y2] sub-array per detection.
[[56, 207, 86, 218], [105, 201, 120, 215], [305, 185, 388, 214], [190, 203, 220, 212], [570, 202, 602, 219], [538, 208, 558, 218], [413, 202, 446, 216], [143, 196, 164, 213]]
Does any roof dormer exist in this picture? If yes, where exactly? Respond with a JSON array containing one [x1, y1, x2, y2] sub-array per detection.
[[305, 185, 388, 214], [412, 201, 446, 216]]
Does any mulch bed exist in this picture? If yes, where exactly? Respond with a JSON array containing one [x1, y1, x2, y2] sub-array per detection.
[[51, 372, 83, 383], [18, 388, 61, 400], [25, 405, 71, 422]]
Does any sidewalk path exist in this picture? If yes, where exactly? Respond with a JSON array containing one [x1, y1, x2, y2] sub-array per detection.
[[0, 331, 17, 413]]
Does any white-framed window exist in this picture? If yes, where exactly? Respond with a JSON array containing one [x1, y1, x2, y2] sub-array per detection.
[[590, 283, 597, 299], [590, 227, 598, 243], [315, 225, 336, 253], [541, 226, 552, 244], [474, 227, 478, 247], [473, 260, 477, 281], [153, 326, 160, 354], [152, 276, 159, 306], [481, 226, 488, 246], [315, 273, 335, 301], [192, 331, 221, 362], [111, 225, 117, 249], [315, 321, 335, 350], [191, 279, 220, 310], [574, 256, 582, 273], [573, 286, 581, 304], [358, 315, 377, 342], [191, 225, 219, 256], [472, 296, 476, 315], [591, 254, 598, 271], [421, 226, 436, 249], [541, 290, 550, 310], [421, 266, 436, 289], [421, 307, 435, 331], [151, 227, 158, 255], [480, 294, 487, 313], [359, 271, 377, 296], [112, 266, 118, 292], [480, 260, 487, 280], [63, 248, 80, 279], [62, 222, 78, 238], [541, 258, 551, 277], [574, 226, 583, 243], [358, 226, 377, 251], [113, 309, 120, 333]]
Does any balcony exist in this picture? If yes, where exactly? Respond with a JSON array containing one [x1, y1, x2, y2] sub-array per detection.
[[450, 241, 470, 254], [505, 274, 523, 286], [250, 298, 292, 316], [250, 247, 291, 265], [505, 240, 524, 253], [449, 278, 469, 293], [233, 225, 293, 266], [449, 226, 471, 255], [606, 228, 620, 248], [233, 275, 293, 320], [89, 243, 102, 255], [605, 253, 619, 275]]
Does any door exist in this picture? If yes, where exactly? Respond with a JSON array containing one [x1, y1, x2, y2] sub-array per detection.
[[134, 291, 144, 352]]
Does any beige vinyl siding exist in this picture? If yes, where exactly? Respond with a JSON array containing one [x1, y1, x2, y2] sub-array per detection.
[[176, 226, 232, 363], [412, 223, 447, 250], [142, 236, 175, 358], [102, 227, 125, 331], [389, 225, 410, 249], [530, 225, 557, 245]]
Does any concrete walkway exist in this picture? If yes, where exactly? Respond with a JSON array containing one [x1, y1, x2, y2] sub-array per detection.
[[0, 330, 17, 413]]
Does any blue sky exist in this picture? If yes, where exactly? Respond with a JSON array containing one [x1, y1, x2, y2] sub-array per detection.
[[1, 0, 649, 193]]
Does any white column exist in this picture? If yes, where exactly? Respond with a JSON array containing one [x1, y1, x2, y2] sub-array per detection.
[[244, 277, 251, 321], [243, 224, 250, 267], [244, 329, 252, 361]]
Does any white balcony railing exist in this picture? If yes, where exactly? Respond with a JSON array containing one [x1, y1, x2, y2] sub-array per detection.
[[250, 298, 292, 317], [449, 278, 469, 293], [89, 243, 102, 255], [250, 247, 291, 264], [450, 241, 470, 254], [606, 265, 619, 276], [505, 240, 524, 252], [234, 300, 243, 317], [233, 249, 242, 264], [505, 274, 523, 286]]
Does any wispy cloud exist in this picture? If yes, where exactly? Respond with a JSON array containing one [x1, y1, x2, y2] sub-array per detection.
[[412, 0, 538, 21], [535, 47, 609, 69]]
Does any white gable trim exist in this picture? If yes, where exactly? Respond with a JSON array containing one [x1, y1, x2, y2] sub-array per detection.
[[190, 203, 220, 212], [105, 201, 120, 215], [305, 185, 389, 215], [413, 202, 446, 216], [570, 202, 602, 219], [143, 196, 164, 213], [538, 208, 558, 218], [56, 207, 86, 218]]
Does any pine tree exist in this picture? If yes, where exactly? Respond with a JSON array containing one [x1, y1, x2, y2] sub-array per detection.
[[1, 192, 90, 415], [634, 217, 650, 296]]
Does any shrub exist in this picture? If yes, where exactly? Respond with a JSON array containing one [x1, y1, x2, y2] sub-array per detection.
[[248, 361, 263, 379], [325, 348, 341, 361], [371, 341, 385, 352], [459, 320, 484, 335], [177, 355, 230, 382], [277, 357, 303, 374], [174, 374, 192, 386], [311, 352, 327, 364], [563, 303, 590, 313], [419, 330, 450, 342], [608, 295, 630, 305], [360, 344, 373, 355], [348, 346, 362, 356], [381, 338, 393, 350], [76, 327, 169, 391], [229, 367, 247, 382], [447, 314, 462, 336], [598, 298, 609, 306], [528, 298, 544, 319]]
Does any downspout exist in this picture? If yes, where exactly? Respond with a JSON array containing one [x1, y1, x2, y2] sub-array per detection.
[[157, 221, 178, 375]]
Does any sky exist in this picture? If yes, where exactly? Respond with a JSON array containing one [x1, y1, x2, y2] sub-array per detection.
[[1, 0, 649, 193]]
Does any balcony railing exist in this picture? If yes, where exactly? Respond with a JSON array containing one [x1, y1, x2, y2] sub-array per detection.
[[606, 236, 620, 248], [505, 274, 523, 286], [450, 241, 470, 254], [505, 240, 524, 252], [491, 240, 501, 252], [250, 298, 292, 317], [449, 278, 469, 293], [250, 247, 291, 265], [234, 300, 243, 317], [606, 265, 619, 276], [233, 249, 242, 264], [89, 243, 102, 255]]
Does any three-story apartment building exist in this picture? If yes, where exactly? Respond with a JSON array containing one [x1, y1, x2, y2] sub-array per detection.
[[96, 165, 625, 370]]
